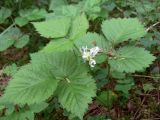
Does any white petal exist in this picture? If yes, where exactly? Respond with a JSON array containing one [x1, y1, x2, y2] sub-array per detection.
[[90, 46, 100, 57], [81, 46, 88, 53], [89, 59, 96, 67]]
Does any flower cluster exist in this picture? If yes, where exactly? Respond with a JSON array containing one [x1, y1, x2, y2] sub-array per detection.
[[80, 46, 101, 67]]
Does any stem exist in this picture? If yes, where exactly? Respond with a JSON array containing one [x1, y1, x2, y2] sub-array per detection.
[[129, 74, 160, 79], [0, 23, 15, 37], [146, 21, 160, 32]]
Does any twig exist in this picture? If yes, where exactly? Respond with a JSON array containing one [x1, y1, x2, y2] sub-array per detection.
[[133, 96, 146, 119], [0, 23, 15, 37], [146, 21, 160, 32], [129, 74, 160, 79], [116, 6, 123, 13]]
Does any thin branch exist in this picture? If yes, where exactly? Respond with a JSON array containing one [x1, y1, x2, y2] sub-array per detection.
[[129, 74, 160, 79], [0, 23, 15, 37], [146, 21, 160, 32]]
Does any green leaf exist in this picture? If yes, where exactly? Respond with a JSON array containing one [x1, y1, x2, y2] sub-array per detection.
[[97, 90, 117, 108], [1, 111, 34, 120], [54, 5, 80, 18], [29, 102, 48, 113], [95, 54, 107, 64], [3, 63, 18, 76], [115, 78, 134, 96], [19, 8, 47, 21], [80, 0, 103, 19], [15, 17, 28, 27], [1, 103, 48, 120], [109, 46, 156, 73], [69, 13, 89, 40], [31, 51, 87, 79], [14, 35, 29, 48], [0, 7, 11, 24], [87, 115, 106, 120], [2, 63, 59, 104], [143, 83, 155, 92], [31, 51, 96, 119], [135, 1, 155, 14], [0, 27, 29, 51], [111, 71, 126, 79], [0, 27, 20, 51], [57, 73, 96, 119], [75, 32, 112, 51], [49, 0, 67, 11], [32, 17, 71, 38], [15, 8, 47, 27], [0, 105, 5, 111], [5, 104, 15, 115], [3, 51, 96, 119], [102, 18, 146, 45], [41, 38, 73, 53]]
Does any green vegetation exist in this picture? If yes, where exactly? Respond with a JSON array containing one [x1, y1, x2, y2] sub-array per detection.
[[0, 0, 159, 120]]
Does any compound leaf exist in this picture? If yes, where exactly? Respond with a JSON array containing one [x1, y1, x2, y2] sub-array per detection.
[[31, 51, 96, 119]]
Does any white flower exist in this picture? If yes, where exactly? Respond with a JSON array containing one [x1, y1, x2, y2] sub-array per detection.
[[80, 46, 101, 67]]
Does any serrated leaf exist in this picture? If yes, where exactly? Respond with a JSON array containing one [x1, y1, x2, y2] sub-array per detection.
[[97, 90, 117, 108], [80, 0, 101, 19], [0, 27, 21, 51], [2, 63, 59, 104], [1, 111, 34, 120], [111, 71, 126, 79], [32, 17, 71, 38], [0, 36, 14, 51], [109, 46, 156, 73], [0, 7, 11, 24], [3, 51, 96, 119], [54, 5, 81, 18], [19, 8, 47, 21], [42, 38, 73, 53], [14, 35, 29, 48], [5, 104, 15, 115], [31, 51, 87, 78], [15, 8, 47, 27], [102, 18, 146, 45], [143, 83, 155, 92], [75, 32, 112, 51], [29, 102, 48, 113], [1, 102, 48, 120], [3, 63, 18, 76], [69, 13, 89, 40], [31, 51, 96, 119], [0, 27, 29, 51], [57, 73, 96, 119], [49, 0, 67, 11], [115, 78, 134, 96], [15, 17, 28, 27]]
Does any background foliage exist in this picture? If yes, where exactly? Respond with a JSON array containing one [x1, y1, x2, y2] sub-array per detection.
[[0, 0, 159, 120]]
